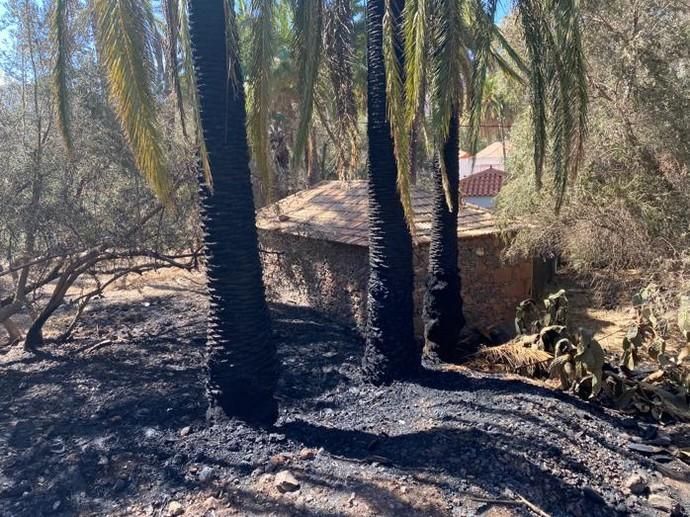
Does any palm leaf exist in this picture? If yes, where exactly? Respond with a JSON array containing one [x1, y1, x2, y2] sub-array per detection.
[[94, 0, 171, 200], [383, 0, 414, 228], [292, 0, 323, 170], [163, 0, 188, 139], [517, 0, 548, 190], [324, 0, 360, 179], [247, 0, 276, 202], [467, 0, 498, 160]]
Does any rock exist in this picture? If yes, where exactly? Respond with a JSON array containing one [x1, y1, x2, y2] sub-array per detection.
[[269, 433, 286, 442], [166, 500, 184, 516], [623, 473, 647, 495], [274, 470, 300, 493], [144, 428, 158, 440], [268, 453, 291, 471], [297, 448, 317, 461], [627, 443, 663, 454], [648, 494, 676, 513], [198, 466, 214, 484], [203, 496, 217, 510], [179, 426, 192, 437]]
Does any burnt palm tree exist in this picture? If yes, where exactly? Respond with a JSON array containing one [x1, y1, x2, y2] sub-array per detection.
[[188, 0, 279, 425], [423, 111, 464, 361], [53, 0, 279, 425], [394, 0, 587, 359], [361, 0, 420, 383]]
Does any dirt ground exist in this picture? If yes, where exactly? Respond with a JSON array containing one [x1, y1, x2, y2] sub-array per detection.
[[1, 270, 689, 516]]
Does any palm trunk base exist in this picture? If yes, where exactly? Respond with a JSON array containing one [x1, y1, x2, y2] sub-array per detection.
[[206, 372, 278, 426], [362, 277, 421, 384], [423, 271, 464, 362]]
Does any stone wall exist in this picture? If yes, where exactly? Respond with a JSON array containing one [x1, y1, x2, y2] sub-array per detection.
[[259, 231, 369, 330], [259, 230, 535, 336]]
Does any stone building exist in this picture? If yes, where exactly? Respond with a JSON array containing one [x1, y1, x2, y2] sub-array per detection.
[[257, 180, 548, 337]]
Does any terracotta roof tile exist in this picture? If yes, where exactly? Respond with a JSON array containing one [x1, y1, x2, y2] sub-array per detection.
[[256, 180, 498, 247], [459, 167, 505, 197]]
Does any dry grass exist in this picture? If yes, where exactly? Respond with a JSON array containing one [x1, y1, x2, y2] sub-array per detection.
[[466, 342, 553, 377]]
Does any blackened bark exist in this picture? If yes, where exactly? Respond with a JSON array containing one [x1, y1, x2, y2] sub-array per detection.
[[189, 0, 279, 425], [362, 0, 420, 383], [423, 111, 465, 361]]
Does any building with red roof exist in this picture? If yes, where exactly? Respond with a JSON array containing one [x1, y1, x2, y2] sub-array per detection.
[[459, 166, 506, 208]]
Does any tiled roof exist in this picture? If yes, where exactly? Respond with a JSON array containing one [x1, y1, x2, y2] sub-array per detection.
[[474, 141, 511, 159], [256, 180, 497, 248], [460, 167, 505, 197]]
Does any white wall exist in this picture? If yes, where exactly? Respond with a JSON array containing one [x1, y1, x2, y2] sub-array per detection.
[[464, 196, 496, 209]]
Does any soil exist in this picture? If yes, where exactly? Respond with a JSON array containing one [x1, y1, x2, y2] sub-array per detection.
[[1, 271, 689, 517]]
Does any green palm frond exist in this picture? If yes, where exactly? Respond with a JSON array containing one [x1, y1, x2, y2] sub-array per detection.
[[52, 0, 73, 156], [517, 0, 588, 211], [383, 0, 414, 227], [324, 0, 359, 180], [491, 23, 528, 80], [517, 0, 548, 190], [467, 0, 498, 158], [428, 0, 466, 145], [163, 0, 188, 139], [292, 0, 323, 169], [247, 0, 276, 201], [94, 0, 171, 200], [402, 0, 428, 130]]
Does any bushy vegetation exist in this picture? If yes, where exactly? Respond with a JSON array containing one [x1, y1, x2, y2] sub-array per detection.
[[496, 0, 690, 278]]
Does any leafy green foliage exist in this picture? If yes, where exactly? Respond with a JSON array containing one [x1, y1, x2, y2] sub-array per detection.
[[497, 1, 690, 274]]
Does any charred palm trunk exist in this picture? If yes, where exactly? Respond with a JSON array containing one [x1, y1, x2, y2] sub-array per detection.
[[189, 0, 278, 425], [423, 111, 465, 361], [362, 0, 419, 383]]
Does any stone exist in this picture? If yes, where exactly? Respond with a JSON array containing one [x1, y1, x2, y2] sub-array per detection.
[[179, 426, 192, 437], [198, 466, 214, 484], [274, 470, 300, 493], [167, 500, 184, 516], [297, 448, 317, 461], [623, 473, 647, 495], [648, 494, 676, 513]]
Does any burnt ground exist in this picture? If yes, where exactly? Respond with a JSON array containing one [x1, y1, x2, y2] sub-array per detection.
[[1, 274, 689, 517]]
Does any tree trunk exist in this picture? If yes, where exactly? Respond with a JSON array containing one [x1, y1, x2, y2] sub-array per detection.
[[362, 0, 419, 383], [189, 0, 279, 426], [423, 110, 465, 362]]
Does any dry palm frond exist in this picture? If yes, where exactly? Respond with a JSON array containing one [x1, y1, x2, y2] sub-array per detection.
[[94, 0, 170, 200], [52, 0, 73, 156], [247, 0, 276, 202], [383, 0, 415, 229], [292, 0, 323, 171], [179, 0, 211, 186], [470, 342, 554, 376]]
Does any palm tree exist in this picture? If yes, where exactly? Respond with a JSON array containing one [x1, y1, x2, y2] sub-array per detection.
[[361, 0, 421, 383], [188, 0, 279, 425], [54, 0, 279, 425], [423, 111, 464, 361], [394, 0, 587, 359]]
